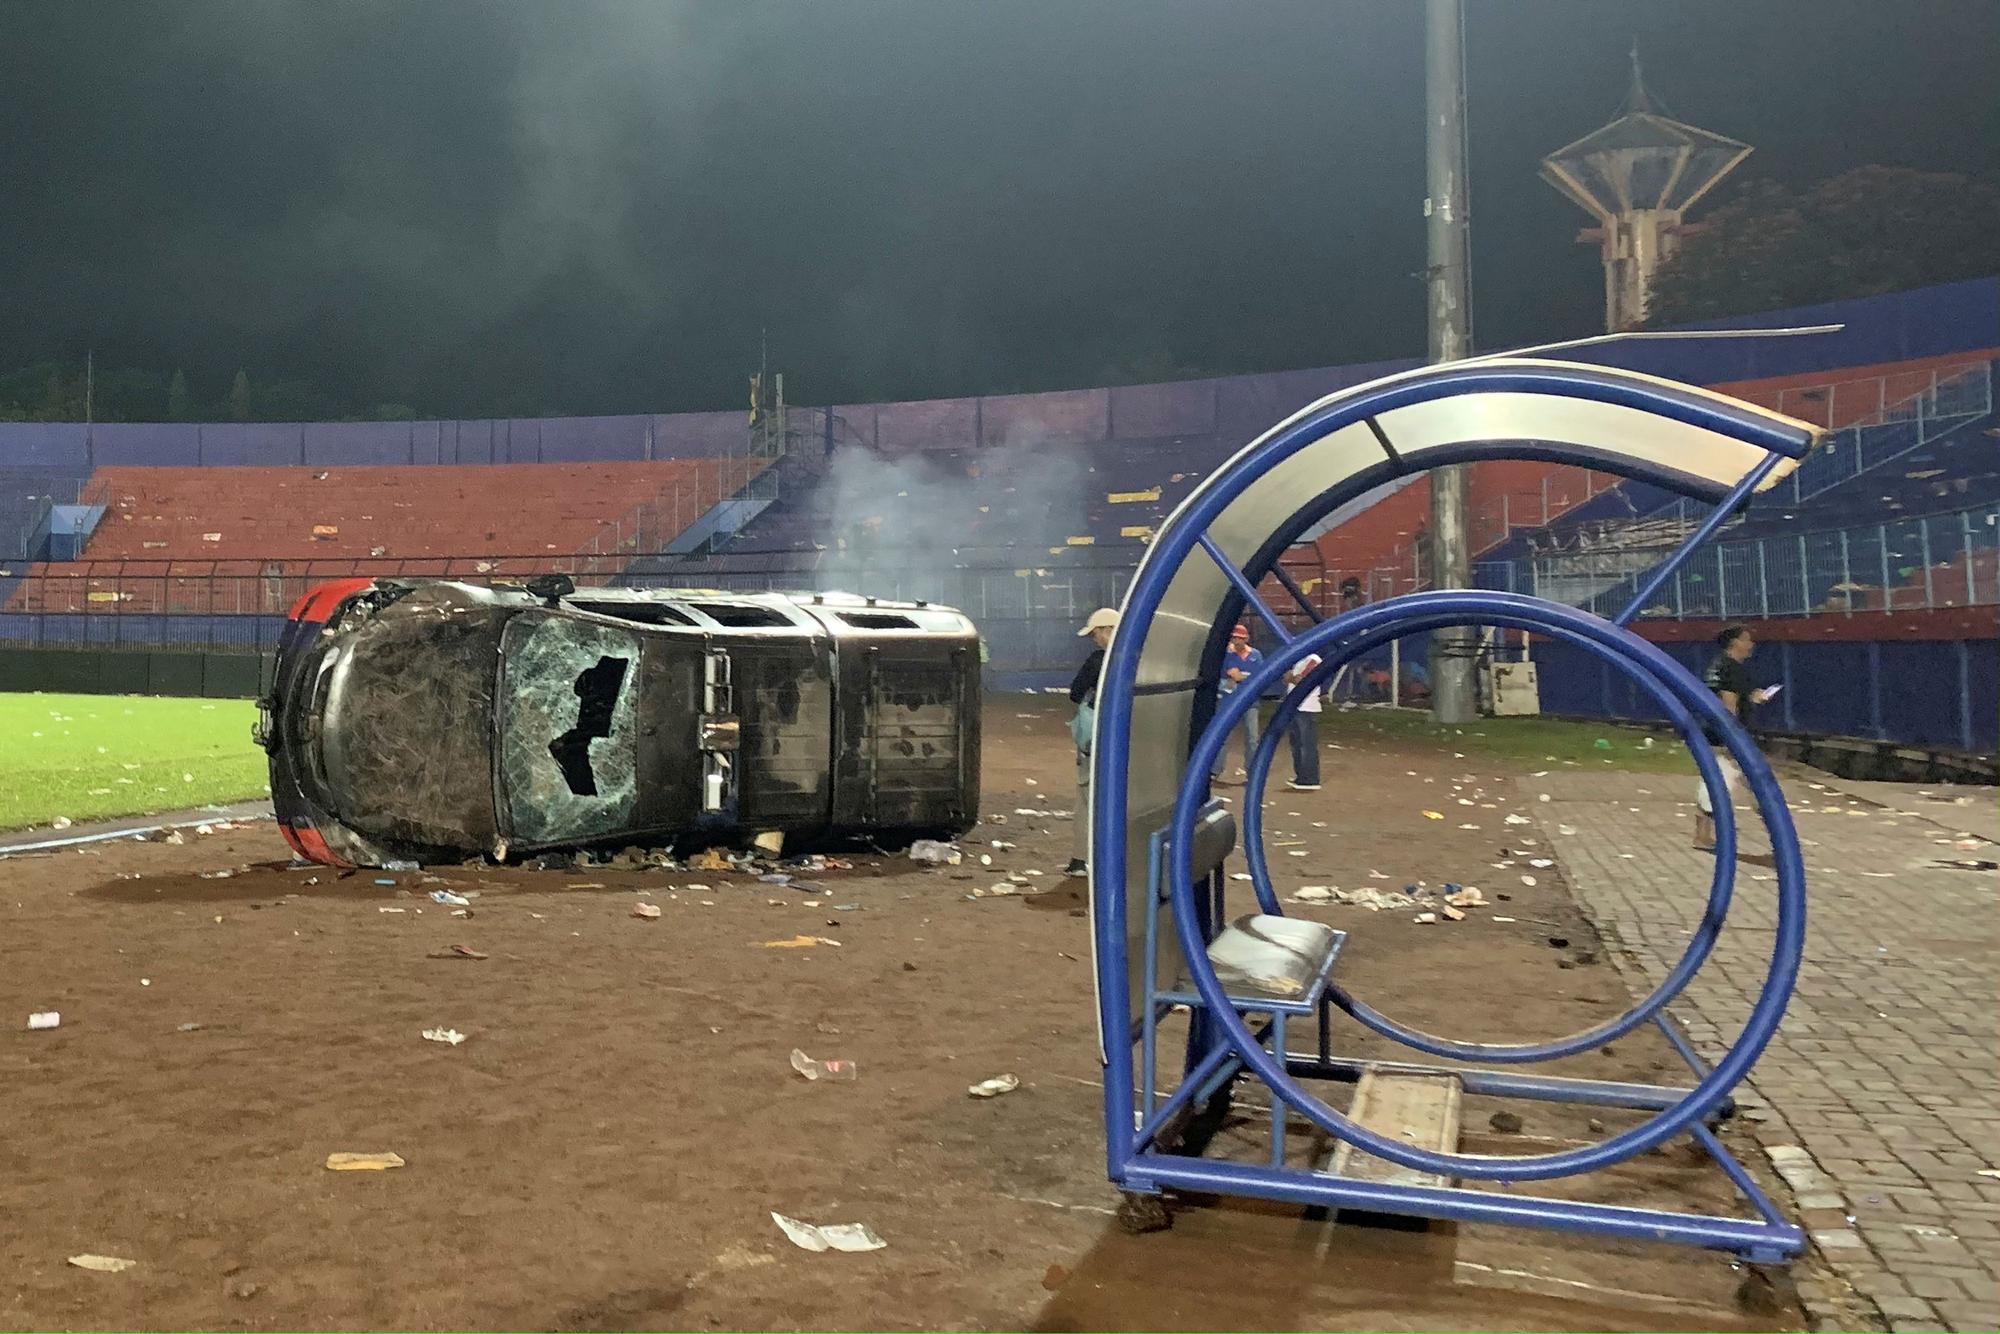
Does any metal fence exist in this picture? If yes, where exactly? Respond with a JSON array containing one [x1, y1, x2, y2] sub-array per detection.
[[1473, 505, 2000, 619], [1652, 361, 1992, 523], [0, 543, 1347, 682]]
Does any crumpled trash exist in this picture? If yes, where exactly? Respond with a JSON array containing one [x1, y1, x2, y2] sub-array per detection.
[[968, 1074, 1020, 1098], [790, 1048, 858, 1082], [426, 945, 487, 960], [421, 1028, 467, 1046], [753, 831, 785, 855], [690, 848, 733, 872], [27, 1011, 60, 1031], [67, 1254, 136, 1273], [970, 882, 1024, 899], [771, 1212, 886, 1253], [383, 859, 420, 871], [51, 816, 73, 830], [325, 1151, 406, 1171], [906, 840, 962, 866], [632, 902, 662, 920], [429, 889, 471, 907]]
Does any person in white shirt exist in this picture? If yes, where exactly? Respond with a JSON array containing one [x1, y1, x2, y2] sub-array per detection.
[[1284, 652, 1323, 790]]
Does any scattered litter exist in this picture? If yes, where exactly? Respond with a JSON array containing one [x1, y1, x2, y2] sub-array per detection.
[[1367, 869, 1388, 880], [753, 830, 785, 855], [164, 830, 185, 845], [1444, 886, 1485, 908], [1413, 912, 1438, 925], [1528, 858, 1554, 869], [1421, 810, 1444, 821], [421, 1028, 467, 1046], [1439, 904, 1466, 922], [1521, 875, 1538, 886], [429, 889, 470, 907], [969, 1073, 1021, 1098], [790, 1048, 858, 1082], [632, 902, 663, 920], [1292, 887, 1333, 903], [1557, 825, 1577, 836], [373, 878, 397, 887], [971, 882, 1025, 899], [770, 1212, 886, 1253], [762, 935, 842, 948], [1489, 1111, 1523, 1134], [325, 1152, 405, 1171], [66, 1255, 136, 1273], [50, 816, 73, 830], [907, 840, 962, 866], [426, 945, 487, 960], [176, 1021, 204, 1032], [1504, 814, 1530, 826], [690, 848, 733, 872], [378, 906, 406, 914], [27, 1011, 59, 1031], [382, 859, 420, 871]]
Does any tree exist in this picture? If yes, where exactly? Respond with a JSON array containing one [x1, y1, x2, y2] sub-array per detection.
[[1645, 166, 2000, 326], [228, 369, 251, 421], [167, 369, 191, 421]]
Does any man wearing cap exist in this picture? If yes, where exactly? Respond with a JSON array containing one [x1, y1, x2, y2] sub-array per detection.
[[1211, 623, 1263, 784], [1066, 607, 1119, 875]]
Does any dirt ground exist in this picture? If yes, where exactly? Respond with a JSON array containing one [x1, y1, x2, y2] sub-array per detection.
[[0, 698, 1814, 1331]]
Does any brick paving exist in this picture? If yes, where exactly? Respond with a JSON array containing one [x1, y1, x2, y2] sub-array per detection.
[[1532, 766, 2000, 1333]]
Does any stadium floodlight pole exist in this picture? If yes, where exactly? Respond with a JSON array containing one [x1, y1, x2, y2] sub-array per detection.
[[1424, 0, 1476, 723]]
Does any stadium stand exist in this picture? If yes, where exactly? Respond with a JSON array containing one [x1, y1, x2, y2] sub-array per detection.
[[0, 276, 1994, 750]]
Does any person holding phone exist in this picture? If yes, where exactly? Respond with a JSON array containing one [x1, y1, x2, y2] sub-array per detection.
[[1694, 625, 1779, 851]]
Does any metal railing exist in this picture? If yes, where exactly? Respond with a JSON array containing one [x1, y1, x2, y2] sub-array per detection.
[[1649, 361, 1993, 525], [1472, 504, 2000, 620], [579, 456, 767, 557]]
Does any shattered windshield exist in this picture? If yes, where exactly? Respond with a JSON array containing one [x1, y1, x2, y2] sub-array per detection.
[[499, 613, 642, 845]]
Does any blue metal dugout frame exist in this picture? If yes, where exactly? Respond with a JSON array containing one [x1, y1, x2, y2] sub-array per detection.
[[1088, 358, 1823, 1263]]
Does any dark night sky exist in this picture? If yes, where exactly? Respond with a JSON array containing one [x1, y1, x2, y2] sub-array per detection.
[[3, 0, 1997, 417]]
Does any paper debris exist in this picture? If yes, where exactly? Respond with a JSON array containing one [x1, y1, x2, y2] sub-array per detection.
[[1422, 810, 1444, 820], [632, 902, 663, 919], [421, 1028, 467, 1046], [325, 1152, 406, 1171], [762, 935, 842, 948], [771, 1212, 886, 1253], [969, 1073, 1021, 1098], [67, 1254, 136, 1273], [790, 1048, 858, 1082]]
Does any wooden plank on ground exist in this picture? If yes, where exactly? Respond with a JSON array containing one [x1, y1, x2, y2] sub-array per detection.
[[1324, 1070, 1463, 1189]]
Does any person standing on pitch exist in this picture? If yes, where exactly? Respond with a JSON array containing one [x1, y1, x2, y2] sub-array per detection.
[[1284, 651, 1324, 790], [1210, 623, 1263, 784], [1066, 607, 1119, 876], [1694, 625, 1779, 852]]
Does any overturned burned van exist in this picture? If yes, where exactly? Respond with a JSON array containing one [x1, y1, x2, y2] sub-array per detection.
[[258, 578, 981, 867]]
